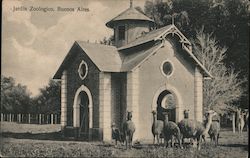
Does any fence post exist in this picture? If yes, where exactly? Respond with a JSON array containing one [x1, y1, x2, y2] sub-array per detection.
[[0, 113, 3, 122], [17, 114, 20, 123], [51, 114, 54, 124], [232, 112, 235, 133], [11, 114, 15, 122], [55, 114, 57, 124], [28, 114, 31, 124], [39, 114, 41, 124]]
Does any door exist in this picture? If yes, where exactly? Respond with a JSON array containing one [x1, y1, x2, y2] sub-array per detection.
[[79, 91, 89, 139], [156, 90, 176, 122]]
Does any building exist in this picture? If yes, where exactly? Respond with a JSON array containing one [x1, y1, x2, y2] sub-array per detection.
[[53, 4, 212, 141]]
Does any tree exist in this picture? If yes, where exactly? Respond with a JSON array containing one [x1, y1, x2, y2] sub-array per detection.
[[99, 35, 114, 45], [1, 76, 32, 113], [192, 28, 246, 114], [144, 0, 189, 29], [33, 79, 61, 114], [143, 0, 249, 109]]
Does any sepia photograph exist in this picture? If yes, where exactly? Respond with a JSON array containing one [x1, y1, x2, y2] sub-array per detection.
[[1, 0, 249, 157]]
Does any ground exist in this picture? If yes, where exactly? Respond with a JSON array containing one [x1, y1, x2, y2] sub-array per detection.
[[0, 122, 248, 157]]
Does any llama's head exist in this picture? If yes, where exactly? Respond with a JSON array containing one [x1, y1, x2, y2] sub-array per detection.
[[111, 122, 116, 128], [151, 110, 157, 115], [127, 111, 133, 120], [205, 110, 217, 119]]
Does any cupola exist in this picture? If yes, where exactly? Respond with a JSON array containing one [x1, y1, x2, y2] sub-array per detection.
[[106, 1, 155, 48]]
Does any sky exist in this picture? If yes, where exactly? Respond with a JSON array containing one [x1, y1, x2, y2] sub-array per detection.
[[2, 0, 148, 96]]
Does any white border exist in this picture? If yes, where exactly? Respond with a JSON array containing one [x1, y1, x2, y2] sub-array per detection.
[[78, 60, 88, 80], [160, 60, 174, 78]]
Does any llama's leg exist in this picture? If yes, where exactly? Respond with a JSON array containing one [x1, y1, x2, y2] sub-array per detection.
[[202, 134, 206, 143], [171, 136, 174, 148], [177, 135, 183, 149], [157, 135, 160, 145], [130, 133, 133, 149], [216, 133, 219, 146], [197, 136, 201, 150], [238, 123, 241, 134], [125, 136, 128, 150], [153, 135, 155, 145]]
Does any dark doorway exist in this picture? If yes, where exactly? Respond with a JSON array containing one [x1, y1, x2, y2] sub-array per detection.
[[156, 90, 176, 122], [79, 91, 89, 139]]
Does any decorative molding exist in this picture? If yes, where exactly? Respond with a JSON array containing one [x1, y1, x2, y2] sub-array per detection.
[[78, 60, 88, 80], [152, 84, 184, 122], [160, 60, 174, 78], [61, 70, 67, 128], [73, 85, 93, 129]]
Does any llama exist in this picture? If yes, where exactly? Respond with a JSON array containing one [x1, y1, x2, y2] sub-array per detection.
[[205, 113, 220, 146], [245, 110, 249, 133], [178, 110, 217, 150], [123, 111, 135, 149], [163, 112, 182, 148], [236, 108, 245, 135], [151, 110, 164, 145], [111, 122, 124, 146]]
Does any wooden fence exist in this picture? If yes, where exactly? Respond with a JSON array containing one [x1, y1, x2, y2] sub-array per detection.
[[0, 113, 60, 124]]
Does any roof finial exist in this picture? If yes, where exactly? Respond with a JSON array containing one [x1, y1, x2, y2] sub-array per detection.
[[130, 0, 133, 8], [171, 14, 175, 25]]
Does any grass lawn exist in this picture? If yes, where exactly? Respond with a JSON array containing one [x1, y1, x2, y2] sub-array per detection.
[[0, 122, 248, 157]]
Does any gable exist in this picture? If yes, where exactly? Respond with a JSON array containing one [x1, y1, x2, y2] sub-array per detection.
[[53, 41, 123, 79], [119, 25, 212, 78], [53, 25, 212, 79]]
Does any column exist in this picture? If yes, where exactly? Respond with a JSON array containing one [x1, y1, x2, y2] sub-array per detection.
[[51, 114, 54, 124], [61, 70, 67, 128], [194, 67, 203, 122], [99, 72, 112, 141], [126, 69, 139, 140]]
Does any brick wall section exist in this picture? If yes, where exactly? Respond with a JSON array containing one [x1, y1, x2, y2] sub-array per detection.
[[66, 44, 100, 129], [194, 67, 203, 122]]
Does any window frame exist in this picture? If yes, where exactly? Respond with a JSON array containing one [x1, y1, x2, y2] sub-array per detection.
[[78, 60, 88, 80]]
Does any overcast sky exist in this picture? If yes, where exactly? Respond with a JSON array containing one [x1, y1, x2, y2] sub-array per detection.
[[2, 0, 148, 96]]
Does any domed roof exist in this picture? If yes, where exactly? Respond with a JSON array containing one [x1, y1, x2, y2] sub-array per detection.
[[106, 7, 155, 28]]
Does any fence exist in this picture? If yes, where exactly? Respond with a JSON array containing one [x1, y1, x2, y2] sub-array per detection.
[[0, 113, 60, 124]]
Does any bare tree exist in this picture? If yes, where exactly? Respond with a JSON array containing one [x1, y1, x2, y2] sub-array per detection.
[[192, 27, 246, 114]]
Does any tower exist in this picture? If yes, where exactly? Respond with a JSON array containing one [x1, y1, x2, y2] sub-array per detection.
[[106, 3, 155, 48]]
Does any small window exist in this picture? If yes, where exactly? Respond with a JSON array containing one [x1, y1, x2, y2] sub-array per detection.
[[78, 60, 88, 80], [161, 60, 174, 77], [118, 26, 125, 40]]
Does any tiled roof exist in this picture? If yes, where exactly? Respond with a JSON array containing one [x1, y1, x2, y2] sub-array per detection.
[[121, 43, 162, 71], [106, 7, 155, 28], [53, 25, 212, 79], [118, 25, 173, 50], [76, 41, 124, 72]]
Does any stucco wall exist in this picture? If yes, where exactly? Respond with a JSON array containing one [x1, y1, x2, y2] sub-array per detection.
[[66, 45, 100, 130], [136, 39, 196, 140]]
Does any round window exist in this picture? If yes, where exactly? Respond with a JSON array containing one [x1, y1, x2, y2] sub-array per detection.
[[78, 60, 88, 80], [162, 61, 173, 76]]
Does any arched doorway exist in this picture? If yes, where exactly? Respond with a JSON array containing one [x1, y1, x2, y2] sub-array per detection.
[[78, 91, 89, 138], [156, 90, 176, 122], [73, 85, 93, 140], [152, 85, 183, 122]]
